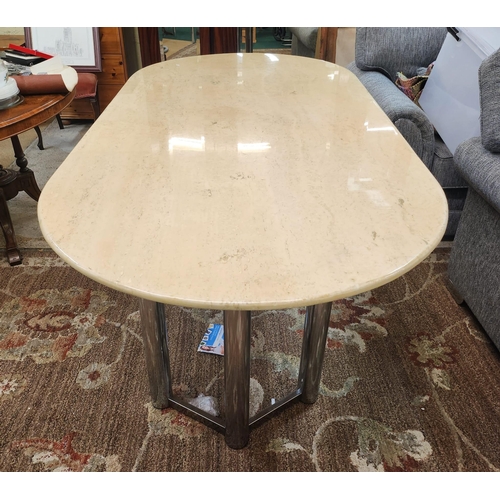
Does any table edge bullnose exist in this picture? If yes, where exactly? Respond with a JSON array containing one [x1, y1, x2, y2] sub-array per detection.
[[38, 209, 446, 311]]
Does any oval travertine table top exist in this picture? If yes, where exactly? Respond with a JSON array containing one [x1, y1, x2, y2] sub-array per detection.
[[38, 53, 448, 310]]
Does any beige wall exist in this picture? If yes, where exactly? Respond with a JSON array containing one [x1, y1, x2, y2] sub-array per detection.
[[0, 27, 24, 35], [0, 27, 25, 47], [336, 28, 356, 67]]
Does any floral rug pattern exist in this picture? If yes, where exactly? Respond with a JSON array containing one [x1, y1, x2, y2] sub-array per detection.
[[1, 248, 500, 471]]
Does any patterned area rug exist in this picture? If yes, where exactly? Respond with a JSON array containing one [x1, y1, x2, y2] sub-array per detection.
[[1, 247, 500, 471]]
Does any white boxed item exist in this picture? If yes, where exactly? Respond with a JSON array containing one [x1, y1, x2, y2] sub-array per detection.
[[0, 60, 20, 109], [419, 27, 500, 154]]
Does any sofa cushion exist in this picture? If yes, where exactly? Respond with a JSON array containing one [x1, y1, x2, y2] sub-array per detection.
[[431, 134, 467, 188], [479, 48, 500, 153], [455, 137, 500, 215], [355, 28, 447, 81]]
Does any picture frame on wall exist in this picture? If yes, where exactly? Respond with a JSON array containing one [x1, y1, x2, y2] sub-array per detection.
[[24, 27, 102, 72]]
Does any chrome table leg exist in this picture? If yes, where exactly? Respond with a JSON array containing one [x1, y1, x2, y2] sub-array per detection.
[[139, 299, 171, 408], [223, 310, 251, 449], [137, 300, 332, 448], [298, 302, 333, 404]]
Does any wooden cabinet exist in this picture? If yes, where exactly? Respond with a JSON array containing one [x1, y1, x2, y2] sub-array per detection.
[[60, 27, 130, 120], [97, 27, 129, 110]]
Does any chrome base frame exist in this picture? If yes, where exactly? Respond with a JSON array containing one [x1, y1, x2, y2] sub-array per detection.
[[139, 299, 333, 449]]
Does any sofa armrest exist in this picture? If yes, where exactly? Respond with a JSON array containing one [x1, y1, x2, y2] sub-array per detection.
[[347, 63, 436, 169], [455, 137, 500, 214]]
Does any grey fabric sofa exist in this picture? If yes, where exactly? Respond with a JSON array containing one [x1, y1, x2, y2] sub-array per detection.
[[347, 28, 468, 238], [447, 48, 500, 351], [290, 28, 318, 58]]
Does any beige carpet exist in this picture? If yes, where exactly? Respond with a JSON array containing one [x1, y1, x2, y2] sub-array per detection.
[[161, 38, 195, 60], [0, 247, 500, 471]]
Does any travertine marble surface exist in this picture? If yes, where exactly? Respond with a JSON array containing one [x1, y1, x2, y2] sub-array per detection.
[[38, 53, 448, 310]]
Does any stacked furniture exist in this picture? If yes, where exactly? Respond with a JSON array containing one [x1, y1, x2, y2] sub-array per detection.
[[347, 27, 467, 238], [447, 48, 500, 350]]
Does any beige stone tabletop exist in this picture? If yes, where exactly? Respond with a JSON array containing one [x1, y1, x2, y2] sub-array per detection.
[[38, 53, 448, 310]]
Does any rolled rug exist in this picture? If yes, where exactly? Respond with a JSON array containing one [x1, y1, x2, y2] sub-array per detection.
[[11, 73, 70, 94], [10, 57, 78, 95]]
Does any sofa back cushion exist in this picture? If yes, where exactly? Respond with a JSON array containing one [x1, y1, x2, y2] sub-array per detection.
[[355, 27, 447, 81], [480, 48, 500, 153]]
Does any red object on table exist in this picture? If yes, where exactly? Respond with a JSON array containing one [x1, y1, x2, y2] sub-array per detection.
[[8, 44, 53, 60]]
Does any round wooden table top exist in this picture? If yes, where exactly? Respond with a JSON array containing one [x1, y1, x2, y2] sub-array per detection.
[[0, 89, 76, 141], [38, 54, 448, 310]]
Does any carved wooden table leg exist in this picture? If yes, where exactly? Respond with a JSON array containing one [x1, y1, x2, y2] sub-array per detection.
[[34, 126, 44, 150], [0, 169, 23, 266], [0, 136, 43, 265], [0, 90, 76, 265], [11, 135, 29, 171]]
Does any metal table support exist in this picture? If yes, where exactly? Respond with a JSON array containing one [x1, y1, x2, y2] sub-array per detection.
[[139, 298, 333, 449]]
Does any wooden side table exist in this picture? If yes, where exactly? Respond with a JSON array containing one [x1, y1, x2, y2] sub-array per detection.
[[0, 89, 75, 265]]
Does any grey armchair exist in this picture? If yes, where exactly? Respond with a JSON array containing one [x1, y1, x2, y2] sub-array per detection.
[[447, 48, 500, 351], [347, 28, 467, 238], [290, 28, 318, 58]]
